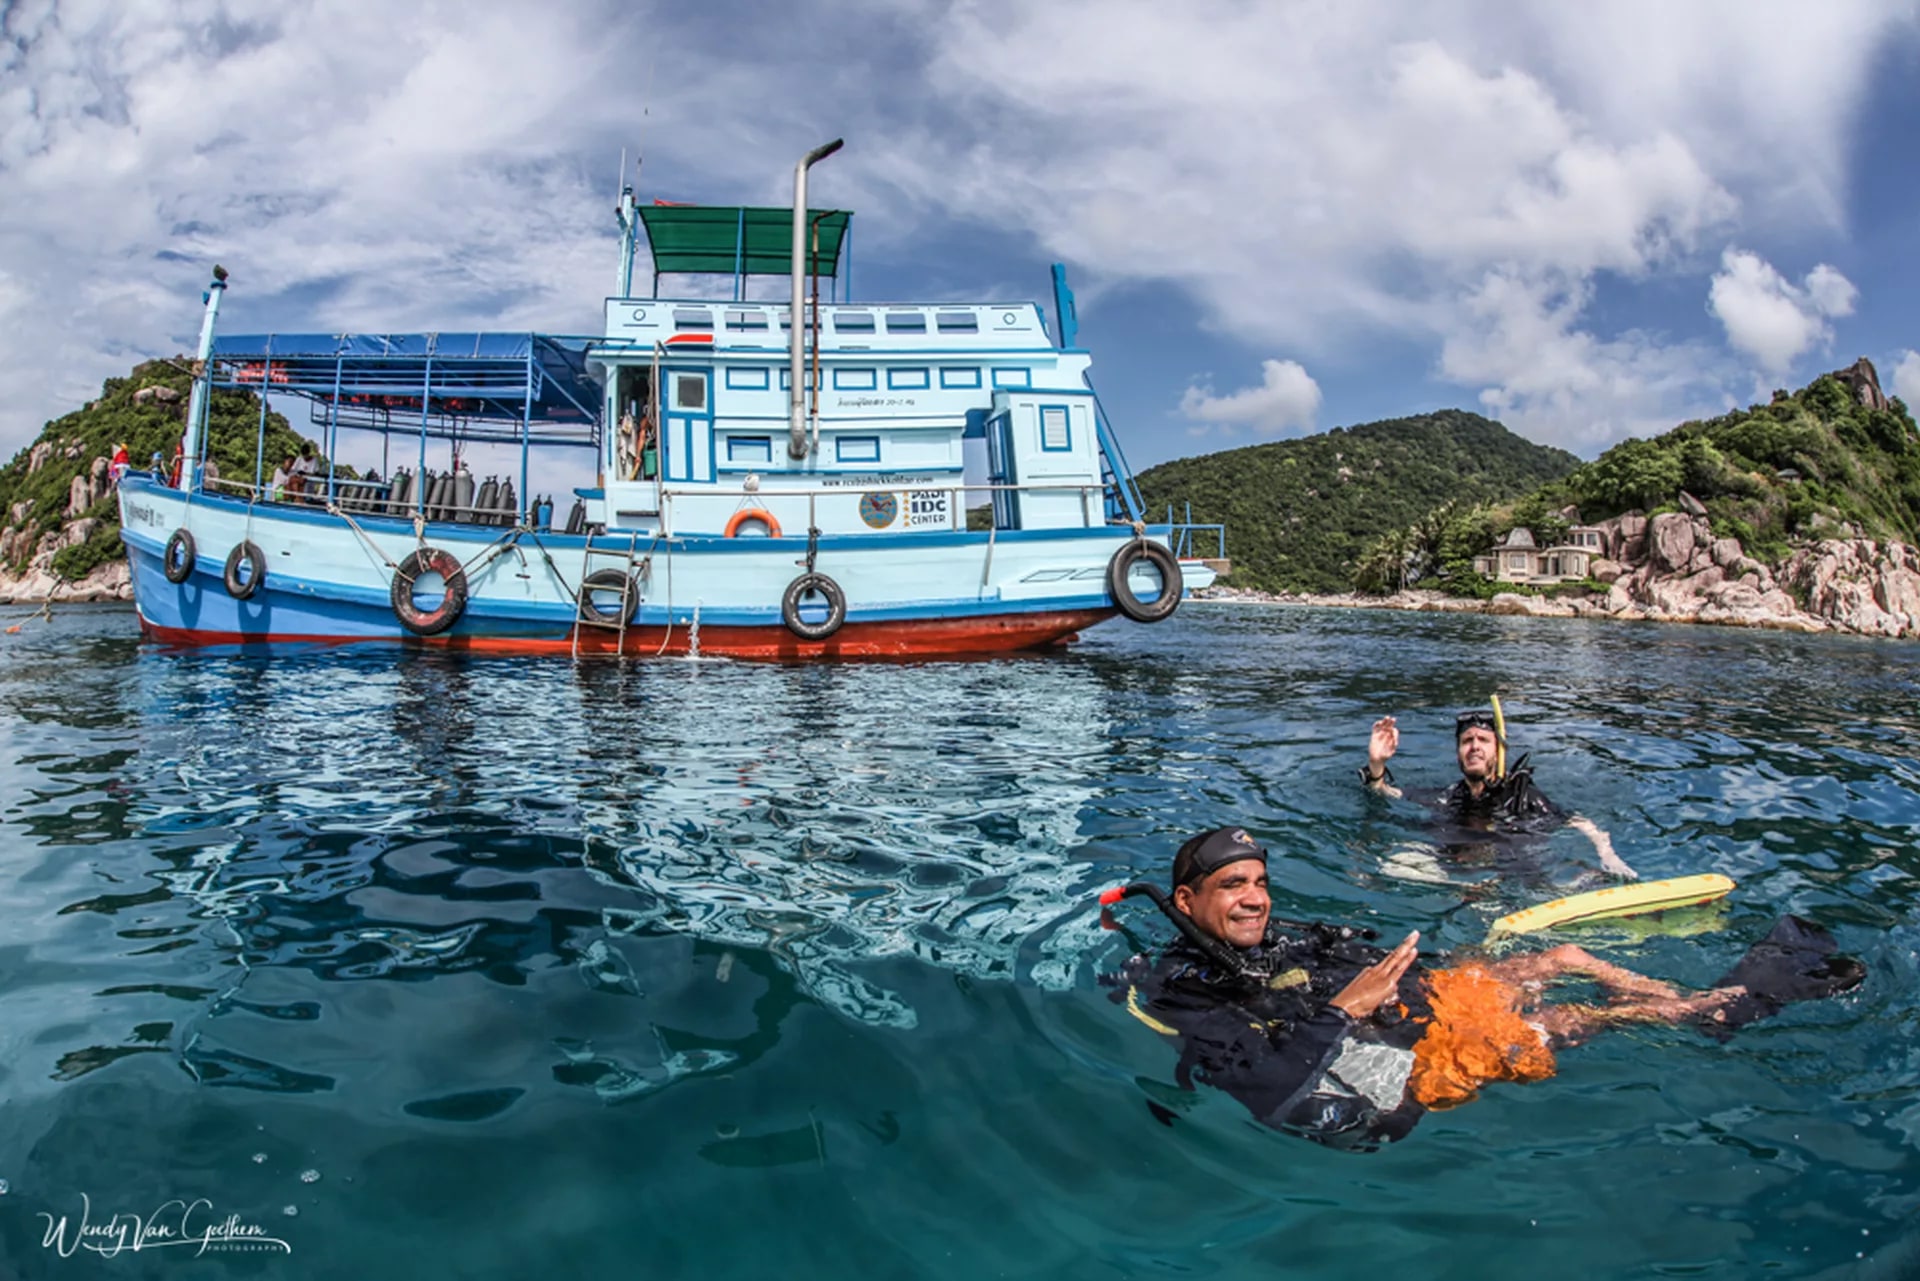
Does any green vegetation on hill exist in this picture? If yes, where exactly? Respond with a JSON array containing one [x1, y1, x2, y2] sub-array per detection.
[[0, 359, 313, 581], [1133, 410, 1580, 593], [1351, 367, 1920, 593]]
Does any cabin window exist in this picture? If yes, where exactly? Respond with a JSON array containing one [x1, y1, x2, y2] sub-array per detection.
[[939, 367, 981, 389], [936, 311, 978, 333], [727, 436, 772, 464], [885, 312, 927, 333], [674, 373, 707, 411], [837, 436, 881, 464], [992, 367, 1032, 389], [888, 368, 930, 390], [777, 369, 816, 391], [673, 307, 714, 330], [725, 309, 769, 331], [725, 367, 770, 391], [833, 368, 878, 391], [1040, 406, 1071, 451], [834, 312, 876, 333]]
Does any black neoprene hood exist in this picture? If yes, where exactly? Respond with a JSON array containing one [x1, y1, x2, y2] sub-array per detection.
[[1172, 827, 1269, 888]]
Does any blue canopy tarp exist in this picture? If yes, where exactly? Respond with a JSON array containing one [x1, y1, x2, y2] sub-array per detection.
[[209, 333, 603, 443]]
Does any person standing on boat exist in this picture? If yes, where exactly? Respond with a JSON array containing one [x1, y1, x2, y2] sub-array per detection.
[[289, 442, 319, 500], [1109, 827, 1857, 1149], [1362, 709, 1637, 879], [270, 454, 294, 502], [109, 443, 130, 487]]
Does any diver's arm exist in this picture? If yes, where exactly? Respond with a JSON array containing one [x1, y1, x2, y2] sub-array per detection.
[[1568, 814, 1638, 879], [1362, 716, 1405, 798]]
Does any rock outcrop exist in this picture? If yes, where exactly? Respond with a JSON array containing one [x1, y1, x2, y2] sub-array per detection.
[[1200, 509, 1920, 640], [1835, 357, 1892, 413]]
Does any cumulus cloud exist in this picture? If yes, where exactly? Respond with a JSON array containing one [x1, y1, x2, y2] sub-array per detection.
[[0, 0, 1906, 457], [1891, 350, 1920, 408], [1440, 269, 1727, 447], [1179, 360, 1322, 436], [1707, 248, 1857, 375]]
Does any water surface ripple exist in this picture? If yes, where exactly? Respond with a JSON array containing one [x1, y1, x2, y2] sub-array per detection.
[[1, 603, 1916, 1278]]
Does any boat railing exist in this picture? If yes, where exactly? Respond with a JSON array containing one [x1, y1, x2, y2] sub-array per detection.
[[1163, 504, 1226, 560], [189, 473, 1166, 538], [658, 478, 1137, 535], [199, 475, 526, 525]]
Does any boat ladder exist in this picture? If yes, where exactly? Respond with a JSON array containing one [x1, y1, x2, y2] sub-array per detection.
[[572, 529, 648, 658]]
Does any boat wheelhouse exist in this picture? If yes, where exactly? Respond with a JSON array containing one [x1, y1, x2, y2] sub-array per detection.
[[116, 141, 1185, 658]]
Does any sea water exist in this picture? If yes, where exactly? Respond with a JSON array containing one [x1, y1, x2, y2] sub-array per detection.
[[0, 603, 1915, 1278]]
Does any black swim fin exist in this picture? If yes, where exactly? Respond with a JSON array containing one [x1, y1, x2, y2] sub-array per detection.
[[1700, 915, 1865, 1038]]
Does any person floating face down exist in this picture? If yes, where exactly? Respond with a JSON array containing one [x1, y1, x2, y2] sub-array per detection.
[[1109, 827, 1863, 1150], [1364, 708, 1637, 879]]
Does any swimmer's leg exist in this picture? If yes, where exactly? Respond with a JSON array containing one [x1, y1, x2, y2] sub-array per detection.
[[1486, 944, 1681, 1001], [1535, 988, 1747, 1046]]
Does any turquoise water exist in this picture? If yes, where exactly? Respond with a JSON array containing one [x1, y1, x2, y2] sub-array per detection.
[[1, 603, 1916, 1278]]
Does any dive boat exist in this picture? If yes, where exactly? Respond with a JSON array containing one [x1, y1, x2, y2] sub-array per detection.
[[116, 140, 1185, 659]]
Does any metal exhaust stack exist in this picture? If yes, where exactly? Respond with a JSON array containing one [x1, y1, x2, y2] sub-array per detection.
[[180, 264, 229, 492], [788, 138, 843, 461]]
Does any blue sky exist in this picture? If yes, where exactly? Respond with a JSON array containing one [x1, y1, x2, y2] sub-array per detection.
[[2, 0, 1917, 472]]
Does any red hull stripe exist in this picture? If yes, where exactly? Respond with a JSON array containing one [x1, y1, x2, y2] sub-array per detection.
[[136, 609, 1115, 659]]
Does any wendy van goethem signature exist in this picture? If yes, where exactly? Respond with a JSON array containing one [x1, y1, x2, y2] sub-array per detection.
[[37, 1192, 292, 1259]]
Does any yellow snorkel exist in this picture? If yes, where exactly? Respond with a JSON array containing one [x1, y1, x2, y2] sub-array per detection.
[[1489, 694, 1508, 781]]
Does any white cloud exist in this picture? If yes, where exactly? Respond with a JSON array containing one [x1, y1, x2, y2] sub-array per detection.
[[0, 0, 1908, 459], [1707, 248, 1856, 375], [1179, 360, 1322, 435], [1891, 349, 1920, 408], [1440, 269, 1727, 447]]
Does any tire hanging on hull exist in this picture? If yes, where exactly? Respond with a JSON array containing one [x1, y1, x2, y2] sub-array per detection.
[[223, 541, 266, 600], [782, 572, 847, 641], [1106, 540, 1182, 623], [162, 529, 196, 584], [578, 568, 641, 626], [390, 546, 468, 636]]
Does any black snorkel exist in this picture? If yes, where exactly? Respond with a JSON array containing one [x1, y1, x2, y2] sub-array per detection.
[[1100, 882, 1253, 978]]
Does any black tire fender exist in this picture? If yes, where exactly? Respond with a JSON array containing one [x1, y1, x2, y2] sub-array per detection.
[[162, 528, 196, 584], [781, 572, 846, 641], [390, 546, 468, 636], [1106, 540, 1182, 623], [578, 568, 641, 626], [223, 541, 266, 600]]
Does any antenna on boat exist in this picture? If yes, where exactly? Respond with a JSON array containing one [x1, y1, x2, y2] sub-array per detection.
[[788, 138, 843, 461]]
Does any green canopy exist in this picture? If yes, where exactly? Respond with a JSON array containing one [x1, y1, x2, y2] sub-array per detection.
[[639, 205, 850, 278]]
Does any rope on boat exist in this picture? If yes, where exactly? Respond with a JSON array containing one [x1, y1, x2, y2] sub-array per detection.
[[329, 502, 403, 573]]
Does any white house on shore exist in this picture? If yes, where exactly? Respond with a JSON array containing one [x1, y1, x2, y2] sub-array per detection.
[[1473, 525, 1607, 584]]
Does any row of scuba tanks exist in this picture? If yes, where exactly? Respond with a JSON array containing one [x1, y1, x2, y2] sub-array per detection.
[[333, 466, 587, 532]]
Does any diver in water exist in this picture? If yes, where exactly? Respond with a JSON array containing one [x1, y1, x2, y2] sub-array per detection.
[[1363, 707, 1637, 880], [1104, 826, 1864, 1150]]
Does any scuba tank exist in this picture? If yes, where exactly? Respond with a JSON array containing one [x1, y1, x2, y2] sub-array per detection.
[[537, 494, 554, 530], [565, 497, 586, 535], [453, 467, 476, 522], [497, 479, 517, 526], [474, 476, 498, 525]]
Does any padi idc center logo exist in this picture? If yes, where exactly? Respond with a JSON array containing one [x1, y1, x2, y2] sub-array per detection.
[[35, 1192, 292, 1259]]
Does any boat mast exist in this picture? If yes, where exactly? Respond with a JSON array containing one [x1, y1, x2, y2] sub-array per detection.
[[788, 138, 842, 461], [180, 264, 228, 492]]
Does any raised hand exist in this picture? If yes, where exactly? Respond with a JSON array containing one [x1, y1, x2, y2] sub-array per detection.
[[1330, 931, 1419, 1019], [1368, 715, 1400, 769]]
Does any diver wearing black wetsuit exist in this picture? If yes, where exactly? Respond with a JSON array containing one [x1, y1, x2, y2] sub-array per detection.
[[1104, 827, 1866, 1151], [1364, 707, 1636, 878], [1113, 916, 1428, 1149]]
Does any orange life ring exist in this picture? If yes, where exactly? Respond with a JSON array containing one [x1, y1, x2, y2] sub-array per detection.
[[724, 508, 782, 539]]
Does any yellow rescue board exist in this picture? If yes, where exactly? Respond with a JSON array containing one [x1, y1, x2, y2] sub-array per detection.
[[1488, 873, 1736, 937]]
